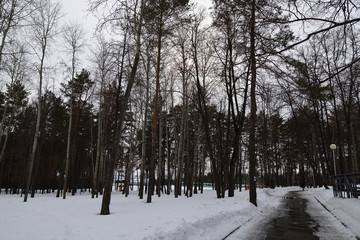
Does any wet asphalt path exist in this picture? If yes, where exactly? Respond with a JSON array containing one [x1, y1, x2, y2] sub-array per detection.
[[263, 190, 319, 240], [224, 189, 359, 240]]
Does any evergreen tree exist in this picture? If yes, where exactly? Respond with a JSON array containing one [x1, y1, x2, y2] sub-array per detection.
[[61, 69, 94, 198]]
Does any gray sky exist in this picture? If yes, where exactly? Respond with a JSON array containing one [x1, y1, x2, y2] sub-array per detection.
[[58, 0, 214, 62], [23, 0, 213, 99], [61, 0, 98, 39], [60, 0, 213, 37], [58, 0, 213, 68]]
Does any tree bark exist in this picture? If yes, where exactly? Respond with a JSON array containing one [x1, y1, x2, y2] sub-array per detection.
[[24, 21, 50, 201], [156, 113, 163, 197], [248, 0, 257, 207], [147, 9, 163, 204]]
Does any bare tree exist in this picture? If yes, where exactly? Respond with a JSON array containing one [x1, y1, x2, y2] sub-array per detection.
[[0, 0, 32, 68], [170, 23, 191, 198], [212, 1, 251, 197], [91, 36, 113, 198], [24, 0, 61, 202], [0, 42, 28, 166], [93, 0, 145, 215], [138, 37, 154, 199], [191, 13, 223, 198], [145, 0, 190, 204], [0, 0, 32, 149], [62, 21, 86, 199]]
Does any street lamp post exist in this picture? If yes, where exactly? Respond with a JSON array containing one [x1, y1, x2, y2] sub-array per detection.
[[330, 144, 337, 176]]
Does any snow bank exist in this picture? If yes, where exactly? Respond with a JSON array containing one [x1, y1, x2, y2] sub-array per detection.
[[1, 187, 358, 239], [0, 188, 284, 240], [307, 187, 360, 239]]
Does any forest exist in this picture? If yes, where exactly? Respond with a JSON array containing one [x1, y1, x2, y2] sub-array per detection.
[[0, 0, 359, 214]]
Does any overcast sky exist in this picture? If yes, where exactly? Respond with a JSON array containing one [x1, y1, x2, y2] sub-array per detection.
[[60, 0, 213, 38], [20, 0, 214, 100], [57, 0, 213, 70], [61, 0, 98, 40]]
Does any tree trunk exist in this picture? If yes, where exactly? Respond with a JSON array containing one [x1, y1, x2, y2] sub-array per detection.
[[100, 0, 144, 214], [147, 9, 163, 204], [24, 39, 47, 202], [92, 76, 104, 198], [193, 122, 200, 194], [166, 99, 171, 195], [124, 114, 134, 197], [139, 40, 152, 199], [139, 102, 147, 199], [63, 102, 73, 199], [157, 113, 163, 197], [248, 0, 257, 207]]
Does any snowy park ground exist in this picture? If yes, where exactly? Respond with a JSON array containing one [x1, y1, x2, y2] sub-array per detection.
[[0, 186, 359, 240]]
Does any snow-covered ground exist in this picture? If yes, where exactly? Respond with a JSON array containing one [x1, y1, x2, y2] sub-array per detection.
[[0, 187, 359, 239]]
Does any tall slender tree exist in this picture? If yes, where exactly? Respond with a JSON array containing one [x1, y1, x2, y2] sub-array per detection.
[[145, 0, 190, 203], [0, 42, 28, 166], [91, 36, 113, 198], [62, 21, 86, 199], [24, 0, 61, 202], [0, 0, 32, 68], [61, 69, 94, 197], [213, 0, 250, 197], [98, 0, 145, 215]]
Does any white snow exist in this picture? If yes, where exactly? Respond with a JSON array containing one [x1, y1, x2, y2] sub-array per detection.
[[307, 188, 360, 239], [0, 187, 359, 239]]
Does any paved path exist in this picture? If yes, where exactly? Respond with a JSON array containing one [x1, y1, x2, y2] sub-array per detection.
[[225, 189, 358, 240], [263, 190, 319, 240]]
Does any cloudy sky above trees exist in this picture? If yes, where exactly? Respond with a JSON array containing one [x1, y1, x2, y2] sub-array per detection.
[[57, 0, 213, 78], [61, 0, 212, 38]]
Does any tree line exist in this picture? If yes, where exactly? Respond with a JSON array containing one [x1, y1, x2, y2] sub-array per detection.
[[0, 0, 359, 213]]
